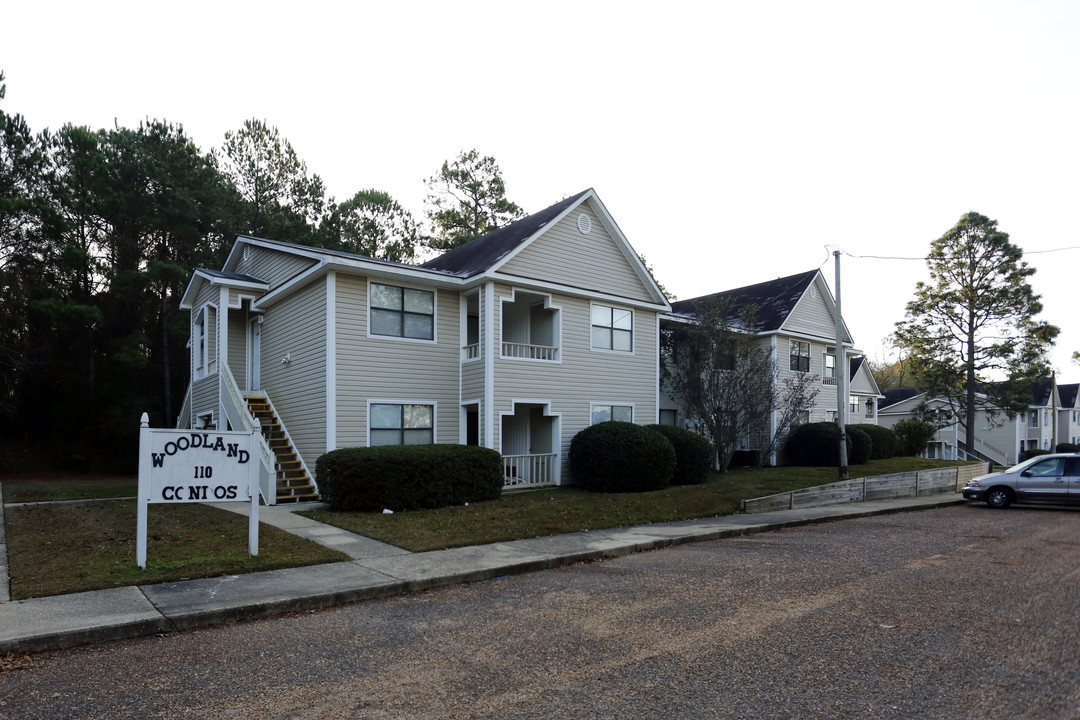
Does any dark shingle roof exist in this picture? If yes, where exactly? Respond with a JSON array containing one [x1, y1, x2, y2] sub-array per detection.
[[420, 190, 591, 277], [849, 356, 865, 382], [1030, 378, 1056, 406], [197, 268, 267, 284], [669, 270, 820, 332], [1059, 383, 1079, 409], [879, 387, 921, 410]]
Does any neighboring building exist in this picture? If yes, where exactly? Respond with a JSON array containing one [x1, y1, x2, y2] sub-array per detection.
[[659, 269, 882, 464], [1058, 383, 1080, 447], [877, 377, 1080, 465], [178, 189, 670, 502]]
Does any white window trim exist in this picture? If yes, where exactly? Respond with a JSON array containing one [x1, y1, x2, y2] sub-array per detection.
[[590, 402, 635, 425], [590, 302, 634, 355], [366, 280, 438, 344], [367, 399, 438, 446], [789, 340, 811, 373], [193, 303, 218, 380]]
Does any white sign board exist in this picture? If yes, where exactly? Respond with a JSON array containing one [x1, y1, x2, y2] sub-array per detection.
[[137, 413, 259, 568]]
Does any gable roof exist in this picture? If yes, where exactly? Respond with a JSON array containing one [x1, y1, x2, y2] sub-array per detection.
[[669, 270, 820, 332], [1059, 383, 1079, 409], [179, 268, 271, 309], [421, 190, 591, 277], [879, 387, 921, 410]]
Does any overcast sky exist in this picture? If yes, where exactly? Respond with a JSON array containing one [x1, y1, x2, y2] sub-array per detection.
[[5, 0, 1079, 376]]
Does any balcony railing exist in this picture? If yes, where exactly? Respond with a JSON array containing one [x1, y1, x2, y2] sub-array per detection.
[[822, 377, 837, 386], [463, 344, 480, 360], [503, 453, 558, 488], [502, 342, 557, 361]]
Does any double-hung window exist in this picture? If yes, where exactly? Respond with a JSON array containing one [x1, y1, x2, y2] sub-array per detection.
[[370, 403, 434, 446], [592, 305, 632, 352], [824, 346, 836, 379], [790, 340, 810, 372], [370, 283, 434, 340], [592, 404, 633, 424]]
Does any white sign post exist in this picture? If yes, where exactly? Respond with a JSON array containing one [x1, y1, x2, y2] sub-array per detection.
[[137, 412, 260, 569]]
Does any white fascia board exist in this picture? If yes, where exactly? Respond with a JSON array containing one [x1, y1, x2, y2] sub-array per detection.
[[584, 191, 671, 309], [482, 190, 671, 310], [485, 271, 670, 313], [179, 269, 269, 309], [815, 271, 856, 345], [484, 191, 592, 275], [254, 258, 465, 311], [223, 235, 328, 273]]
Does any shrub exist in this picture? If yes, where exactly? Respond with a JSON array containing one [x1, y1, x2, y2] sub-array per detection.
[[892, 419, 937, 456], [315, 444, 503, 512], [852, 423, 897, 459], [784, 422, 849, 466], [647, 424, 714, 484], [847, 426, 872, 465], [569, 422, 675, 492], [1020, 448, 1051, 461], [1055, 443, 1079, 453]]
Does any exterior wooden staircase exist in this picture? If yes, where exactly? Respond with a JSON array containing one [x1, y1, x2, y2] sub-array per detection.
[[245, 396, 319, 503]]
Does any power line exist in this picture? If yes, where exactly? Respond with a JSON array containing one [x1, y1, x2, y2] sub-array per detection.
[[833, 245, 1080, 262]]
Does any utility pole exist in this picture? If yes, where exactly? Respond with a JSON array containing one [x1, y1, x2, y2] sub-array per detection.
[[834, 251, 849, 480]]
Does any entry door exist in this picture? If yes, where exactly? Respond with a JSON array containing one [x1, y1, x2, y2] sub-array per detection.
[[1017, 456, 1069, 503], [249, 318, 262, 390]]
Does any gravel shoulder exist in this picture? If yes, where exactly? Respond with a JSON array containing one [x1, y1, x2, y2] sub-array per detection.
[[2, 504, 1078, 719]]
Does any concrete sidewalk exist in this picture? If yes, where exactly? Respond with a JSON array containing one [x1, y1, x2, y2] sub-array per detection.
[[0, 494, 966, 655]]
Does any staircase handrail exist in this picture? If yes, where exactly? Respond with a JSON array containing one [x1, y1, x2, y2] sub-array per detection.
[[219, 364, 276, 504], [246, 390, 318, 499], [176, 382, 193, 429]]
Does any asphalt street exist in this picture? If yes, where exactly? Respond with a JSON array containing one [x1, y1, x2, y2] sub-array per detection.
[[1, 504, 1077, 720]]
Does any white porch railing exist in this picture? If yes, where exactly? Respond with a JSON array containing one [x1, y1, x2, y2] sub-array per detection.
[[501, 342, 557, 361], [503, 453, 558, 488], [822, 377, 837, 386], [463, 343, 480, 360], [219, 364, 276, 504]]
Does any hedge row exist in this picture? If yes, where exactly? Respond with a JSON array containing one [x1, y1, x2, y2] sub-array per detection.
[[315, 444, 503, 512], [783, 420, 933, 467]]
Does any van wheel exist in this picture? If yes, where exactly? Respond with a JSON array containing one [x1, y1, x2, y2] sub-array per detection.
[[986, 487, 1014, 509]]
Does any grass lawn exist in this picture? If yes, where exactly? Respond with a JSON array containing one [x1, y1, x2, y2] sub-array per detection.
[[1, 474, 138, 502], [1, 457, 967, 599], [2, 498, 350, 600], [299, 457, 969, 552]]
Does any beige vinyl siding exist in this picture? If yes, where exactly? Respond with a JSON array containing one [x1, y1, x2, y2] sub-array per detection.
[[189, 375, 218, 426], [461, 362, 485, 405], [235, 246, 317, 289], [260, 279, 327, 469], [498, 204, 655, 302], [783, 281, 840, 341], [491, 285, 658, 480], [335, 274, 461, 449], [228, 308, 248, 389], [849, 364, 877, 395]]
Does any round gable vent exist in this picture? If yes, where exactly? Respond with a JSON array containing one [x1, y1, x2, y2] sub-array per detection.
[[577, 213, 592, 235]]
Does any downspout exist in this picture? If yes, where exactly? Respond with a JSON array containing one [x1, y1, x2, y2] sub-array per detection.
[[484, 281, 496, 450], [326, 271, 337, 453]]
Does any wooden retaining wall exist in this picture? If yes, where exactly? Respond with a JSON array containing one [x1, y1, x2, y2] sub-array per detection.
[[742, 463, 991, 514]]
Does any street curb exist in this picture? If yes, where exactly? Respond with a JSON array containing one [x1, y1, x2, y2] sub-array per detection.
[[0, 496, 967, 655]]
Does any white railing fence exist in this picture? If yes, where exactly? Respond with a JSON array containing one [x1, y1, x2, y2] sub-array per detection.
[[219, 364, 276, 504], [501, 342, 558, 361], [503, 453, 558, 488], [742, 462, 991, 514]]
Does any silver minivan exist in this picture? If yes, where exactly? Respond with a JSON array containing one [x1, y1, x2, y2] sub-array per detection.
[[962, 453, 1080, 508]]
